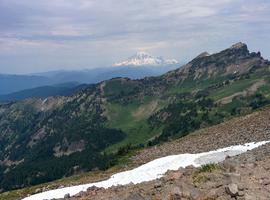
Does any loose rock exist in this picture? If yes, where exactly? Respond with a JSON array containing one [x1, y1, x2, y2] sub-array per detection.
[[225, 183, 239, 197]]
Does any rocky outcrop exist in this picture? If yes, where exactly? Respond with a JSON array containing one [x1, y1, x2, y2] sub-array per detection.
[[164, 42, 268, 83]]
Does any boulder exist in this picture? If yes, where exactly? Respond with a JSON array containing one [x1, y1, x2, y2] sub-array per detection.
[[64, 193, 70, 198], [169, 193, 181, 200], [225, 183, 239, 197]]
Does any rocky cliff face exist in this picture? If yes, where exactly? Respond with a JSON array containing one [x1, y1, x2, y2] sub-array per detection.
[[164, 42, 268, 83]]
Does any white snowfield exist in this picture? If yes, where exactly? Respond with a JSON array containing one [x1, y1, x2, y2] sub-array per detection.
[[23, 141, 270, 200]]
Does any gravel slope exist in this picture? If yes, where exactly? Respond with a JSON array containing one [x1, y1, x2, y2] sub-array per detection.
[[132, 108, 270, 165], [65, 108, 270, 200]]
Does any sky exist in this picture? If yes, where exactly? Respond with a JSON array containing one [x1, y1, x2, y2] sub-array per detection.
[[0, 0, 270, 74]]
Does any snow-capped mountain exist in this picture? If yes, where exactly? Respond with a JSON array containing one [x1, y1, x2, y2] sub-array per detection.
[[113, 52, 179, 67]]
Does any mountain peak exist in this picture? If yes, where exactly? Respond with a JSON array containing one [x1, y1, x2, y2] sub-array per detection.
[[113, 52, 179, 67], [135, 51, 151, 57], [230, 42, 247, 50], [195, 52, 210, 59], [170, 42, 268, 83]]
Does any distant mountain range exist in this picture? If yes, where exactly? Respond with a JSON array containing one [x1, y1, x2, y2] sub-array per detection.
[[0, 74, 52, 95], [0, 82, 88, 102], [0, 53, 180, 101]]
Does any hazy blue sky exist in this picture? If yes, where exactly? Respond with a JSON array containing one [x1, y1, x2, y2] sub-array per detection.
[[0, 0, 270, 74]]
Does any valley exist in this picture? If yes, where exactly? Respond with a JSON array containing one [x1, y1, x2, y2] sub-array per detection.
[[2, 100, 270, 200], [0, 42, 270, 199]]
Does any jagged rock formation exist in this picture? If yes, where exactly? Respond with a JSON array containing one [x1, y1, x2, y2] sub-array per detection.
[[164, 42, 268, 83]]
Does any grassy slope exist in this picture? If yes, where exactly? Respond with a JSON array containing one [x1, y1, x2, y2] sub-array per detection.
[[210, 79, 256, 100], [105, 71, 270, 152], [104, 97, 165, 152], [168, 74, 230, 95], [258, 78, 270, 97]]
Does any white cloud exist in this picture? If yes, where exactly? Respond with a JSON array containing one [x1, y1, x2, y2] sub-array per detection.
[[0, 0, 270, 73]]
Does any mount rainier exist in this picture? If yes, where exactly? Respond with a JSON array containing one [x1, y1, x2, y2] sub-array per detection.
[[113, 52, 179, 67]]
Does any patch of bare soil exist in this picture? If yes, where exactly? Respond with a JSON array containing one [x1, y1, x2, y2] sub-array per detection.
[[132, 100, 159, 120], [218, 79, 266, 104]]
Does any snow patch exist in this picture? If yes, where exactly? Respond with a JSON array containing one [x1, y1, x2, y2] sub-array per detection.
[[41, 98, 48, 111], [42, 98, 48, 105], [23, 141, 269, 200]]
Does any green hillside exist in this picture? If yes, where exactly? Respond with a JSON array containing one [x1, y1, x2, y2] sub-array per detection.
[[0, 42, 270, 192]]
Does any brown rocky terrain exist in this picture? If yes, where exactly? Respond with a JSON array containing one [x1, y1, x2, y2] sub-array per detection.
[[61, 106, 270, 200], [66, 144, 270, 200]]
